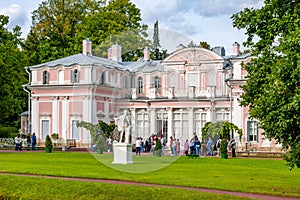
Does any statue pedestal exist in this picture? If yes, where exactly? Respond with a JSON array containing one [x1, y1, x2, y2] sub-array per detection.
[[112, 143, 133, 164]]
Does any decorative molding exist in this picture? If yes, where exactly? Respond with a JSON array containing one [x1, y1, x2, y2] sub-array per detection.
[[70, 113, 82, 118], [40, 112, 51, 117], [52, 96, 59, 100]]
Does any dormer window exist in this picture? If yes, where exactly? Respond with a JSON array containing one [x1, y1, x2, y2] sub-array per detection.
[[43, 71, 49, 84], [71, 69, 79, 83]]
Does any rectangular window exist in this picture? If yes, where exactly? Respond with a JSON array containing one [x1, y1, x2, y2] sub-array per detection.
[[173, 112, 188, 139], [137, 113, 149, 138], [195, 113, 207, 136], [71, 70, 80, 83], [247, 121, 258, 142], [43, 71, 49, 84], [41, 120, 49, 140], [216, 112, 229, 121], [72, 120, 80, 140]]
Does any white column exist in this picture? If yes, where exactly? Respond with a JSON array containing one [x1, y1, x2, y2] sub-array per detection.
[[52, 96, 59, 134], [130, 108, 136, 139], [31, 97, 39, 137], [104, 98, 110, 124], [61, 96, 69, 141], [167, 108, 173, 140], [82, 95, 91, 145], [150, 108, 156, 134], [188, 107, 194, 139], [91, 95, 97, 124]]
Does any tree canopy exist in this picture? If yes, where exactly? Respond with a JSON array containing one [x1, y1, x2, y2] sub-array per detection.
[[231, 0, 300, 169], [24, 0, 148, 64], [0, 15, 28, 128]]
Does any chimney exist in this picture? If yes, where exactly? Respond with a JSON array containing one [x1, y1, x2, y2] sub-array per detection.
[[232, 42, 240, 56], [82, 38, 92, 56], [109, 44, 122, 62], [107, 47, 112, 60], [143, 47, 150, 61]]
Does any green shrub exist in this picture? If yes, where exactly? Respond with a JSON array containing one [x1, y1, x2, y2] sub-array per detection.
[[45, 135, 53, 149], [220, 139, 228, 154]]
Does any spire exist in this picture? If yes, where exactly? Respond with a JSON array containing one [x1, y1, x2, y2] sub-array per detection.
[[153, 20, 160, 49]]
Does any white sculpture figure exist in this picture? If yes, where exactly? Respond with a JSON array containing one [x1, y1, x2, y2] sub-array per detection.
[[115, 110, 131, 144]]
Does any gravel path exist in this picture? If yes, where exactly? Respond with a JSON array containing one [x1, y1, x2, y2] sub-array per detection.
[[1, 172, 299, 200]]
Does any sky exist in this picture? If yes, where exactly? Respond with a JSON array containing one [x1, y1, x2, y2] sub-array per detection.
[[0, 0, 264, 55]]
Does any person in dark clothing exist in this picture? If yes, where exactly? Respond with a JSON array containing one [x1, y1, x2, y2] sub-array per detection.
[[230, 139, 236, 157], [32, 133, 37, 150], [26, 133, 31, 151]]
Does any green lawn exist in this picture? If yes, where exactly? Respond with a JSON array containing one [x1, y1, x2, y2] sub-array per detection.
[[0, 152, 299, 199]]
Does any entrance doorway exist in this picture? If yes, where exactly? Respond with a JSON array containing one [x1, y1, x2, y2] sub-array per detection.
[[156, 113, 168, 143]]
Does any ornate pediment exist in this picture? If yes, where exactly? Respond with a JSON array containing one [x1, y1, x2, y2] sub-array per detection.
[[163, 48, 222, 64]]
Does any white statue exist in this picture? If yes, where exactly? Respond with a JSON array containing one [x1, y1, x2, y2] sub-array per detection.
[[115, 110, 131, 144]]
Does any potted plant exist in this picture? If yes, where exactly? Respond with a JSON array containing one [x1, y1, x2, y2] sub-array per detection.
[[45, 135, 53, 153], [154, 138, 162, 157], [220, 139, 228, 159]]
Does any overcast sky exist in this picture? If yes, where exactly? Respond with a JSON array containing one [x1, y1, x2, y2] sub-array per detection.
[[0, 0, 263, 55]]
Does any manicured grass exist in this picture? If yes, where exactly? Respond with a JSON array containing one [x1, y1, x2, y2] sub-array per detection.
[[0, 175, 252, 200], [0, 152, 299, 198]]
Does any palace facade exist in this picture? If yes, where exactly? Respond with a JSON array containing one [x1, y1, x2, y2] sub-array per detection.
[[22, 39, 280, 151]]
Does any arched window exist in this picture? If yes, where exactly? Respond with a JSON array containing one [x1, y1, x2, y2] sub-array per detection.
[[137, 77, 143, 94], [43, 71, 49, 84], [58, 70, 64, 84]]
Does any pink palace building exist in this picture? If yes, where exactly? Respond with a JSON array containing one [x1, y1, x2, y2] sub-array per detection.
[[22, 39, 280, 151]]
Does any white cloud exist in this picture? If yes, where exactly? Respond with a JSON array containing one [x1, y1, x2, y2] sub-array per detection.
[[133, 0, 263, 54], [0, 4, 27, 29]]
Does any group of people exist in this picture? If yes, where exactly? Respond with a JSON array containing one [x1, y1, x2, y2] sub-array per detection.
[[206, 137, 236, 157], [135, 135, 167, 155], [14, 133, 37, 151], [183, 136, 201, 155], [181, 136, 237, 157], [169, 136, 181, 156], [133, 134, 237, 158]]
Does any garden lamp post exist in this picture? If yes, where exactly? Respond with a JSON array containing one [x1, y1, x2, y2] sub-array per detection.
[[225, 73, 234, 140]]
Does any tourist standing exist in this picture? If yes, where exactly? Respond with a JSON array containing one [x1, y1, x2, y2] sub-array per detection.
[[14, 135, 20, 151], [190, 137, 195, 154], [183, 139, 189, 155], [176, 139, 181, 156], [230, 139, 236, 157], [26, 133, 31, 151], [207, 137, 214, 156], [135, 137, 141, 155], [32, 133, 37, 150], [172, 138, 177, 156], [194, 136, 201, 155], [170, 136, 174, 155], [160, 136, 165, 156], [216, 138, 221, 156]]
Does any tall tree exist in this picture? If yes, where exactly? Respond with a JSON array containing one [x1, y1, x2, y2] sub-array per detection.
[[25, 0, 148, 64], [24, 0, 105, 65], [231, 0, 300, 169], [0, 15, 28, 128], [81, 0, 150, 61]]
